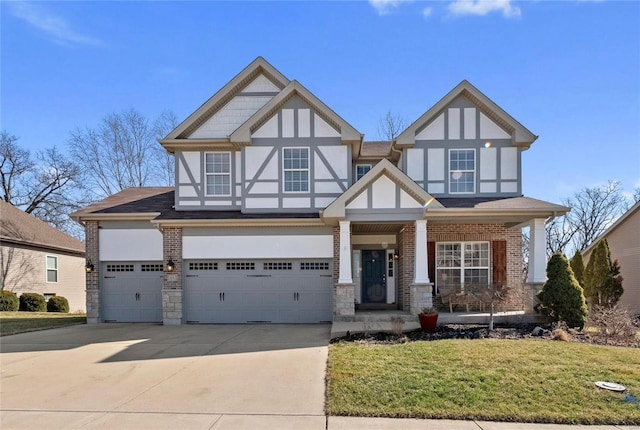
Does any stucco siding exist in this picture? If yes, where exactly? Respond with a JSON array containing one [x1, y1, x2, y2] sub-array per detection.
[[0, 245, 86, 312]]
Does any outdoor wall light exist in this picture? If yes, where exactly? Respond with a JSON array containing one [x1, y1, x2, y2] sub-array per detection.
[[166, 259, 175, 272], [85, 260, 95, 273]]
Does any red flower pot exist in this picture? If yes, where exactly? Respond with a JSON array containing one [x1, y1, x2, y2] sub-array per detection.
[[418, 313, 438, 333]]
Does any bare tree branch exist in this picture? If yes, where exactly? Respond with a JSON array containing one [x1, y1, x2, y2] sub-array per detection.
[[377, 111, 406, 140]]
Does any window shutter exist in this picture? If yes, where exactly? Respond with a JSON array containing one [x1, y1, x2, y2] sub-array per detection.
[[492, 240, 507, 284], [428, 241, 436, 283]]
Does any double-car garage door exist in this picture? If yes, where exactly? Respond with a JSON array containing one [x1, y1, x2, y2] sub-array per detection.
[[183, 259, 333, 324]]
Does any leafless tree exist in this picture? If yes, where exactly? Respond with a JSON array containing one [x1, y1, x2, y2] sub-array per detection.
[[69, 109, 175, 199], [152, 111, 178, 186], [1, 131, 82, 235], [377, 111, 406, 140], [624, 187, 640, 210]]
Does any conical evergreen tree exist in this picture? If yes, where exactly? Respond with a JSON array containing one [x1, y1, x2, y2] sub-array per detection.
[[584, 239, 621, 307], [538, 253, 588, 328], [570, 250, 585, 290]]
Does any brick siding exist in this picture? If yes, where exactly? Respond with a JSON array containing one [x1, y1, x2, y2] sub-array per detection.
[[84, 220, 99, 323]]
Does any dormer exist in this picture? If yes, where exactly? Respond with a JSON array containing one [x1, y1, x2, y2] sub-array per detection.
[[395, 80, 537, 198]]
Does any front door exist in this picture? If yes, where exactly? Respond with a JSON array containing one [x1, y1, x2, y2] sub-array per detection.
[[361, 250, 386, 303]]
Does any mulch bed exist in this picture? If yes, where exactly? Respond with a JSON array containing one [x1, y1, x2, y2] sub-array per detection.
[[331, 323, 640, 348]]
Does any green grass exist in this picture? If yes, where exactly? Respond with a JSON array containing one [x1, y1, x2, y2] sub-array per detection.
[[327, 339, 640, 425], [0, 312, 86, 336]]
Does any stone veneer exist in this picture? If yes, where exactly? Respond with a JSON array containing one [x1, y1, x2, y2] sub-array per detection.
[[332, 225, 355, 320], [162, 227, 183, 325], [85, 220, 100, 324]]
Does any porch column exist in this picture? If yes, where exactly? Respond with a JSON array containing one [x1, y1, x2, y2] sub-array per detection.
[[338, 220, 353, 284], [414, 220, 430, 284], [527, 218, 547, 284], [85, 220, 100, 324]]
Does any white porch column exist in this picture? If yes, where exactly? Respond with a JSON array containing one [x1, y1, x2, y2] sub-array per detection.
[[414, 219, 430, 284], [338, 220, 353, 284], [527, 218, 547, 284]]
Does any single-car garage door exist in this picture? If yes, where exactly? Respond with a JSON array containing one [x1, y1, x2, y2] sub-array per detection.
[[101, 262, 163, 323], [184, 259, 333, 324]]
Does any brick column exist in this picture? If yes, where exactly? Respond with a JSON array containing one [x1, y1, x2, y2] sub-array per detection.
[[85, 221, 100, 324], [333, 223, 354, 320], [162, 227, 183, 325]]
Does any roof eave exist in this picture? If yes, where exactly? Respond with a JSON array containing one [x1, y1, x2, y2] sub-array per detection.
[[151, 217, 326, 228], [72, 212, 162, 222]]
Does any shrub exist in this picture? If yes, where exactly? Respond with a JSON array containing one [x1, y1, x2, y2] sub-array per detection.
[[537, 253, 588, 329], [46, 296, 69, 313], [551, 329, 570, 342], [587, 305, 638, 344], [569, 250, 585, 289], [584, 239, 623, 307], [0, 290, 19, 311], [19, 293, 46, 312]]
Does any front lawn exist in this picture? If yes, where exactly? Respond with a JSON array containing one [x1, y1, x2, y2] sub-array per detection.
[[327, 339, 640, 425], [0, 312, 86, 336]]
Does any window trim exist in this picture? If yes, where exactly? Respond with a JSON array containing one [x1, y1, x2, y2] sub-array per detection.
[[355, 164, 372, 181], [435, 241, 490, 291], [448, 148, 476, 194], [46, 255, 58, 284], [282, 147, 310, 193], [204, 151, 232, 197]]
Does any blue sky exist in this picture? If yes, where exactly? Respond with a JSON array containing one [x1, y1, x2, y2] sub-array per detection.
[[2, 0, 639, 204]]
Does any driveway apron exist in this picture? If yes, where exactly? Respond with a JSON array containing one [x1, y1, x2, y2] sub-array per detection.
[[0, 324, 330, 429]]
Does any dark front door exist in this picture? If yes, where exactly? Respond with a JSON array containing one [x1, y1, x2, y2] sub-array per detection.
[[362, 250, 386, 303]]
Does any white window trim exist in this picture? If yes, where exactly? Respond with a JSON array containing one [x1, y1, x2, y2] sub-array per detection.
[[46, 255, 58, 284], [355, 164, 372, 181], [435, 241, 490, 291], [282, 147, 310, 194], [204, 151, 232, 197], [448, 148, 476, 194]]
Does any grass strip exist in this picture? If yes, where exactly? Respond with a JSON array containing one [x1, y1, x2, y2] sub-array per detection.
[[0, 312, 86, 336]]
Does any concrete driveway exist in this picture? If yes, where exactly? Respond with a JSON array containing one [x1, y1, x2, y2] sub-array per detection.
[[0, 324, 330, 429]]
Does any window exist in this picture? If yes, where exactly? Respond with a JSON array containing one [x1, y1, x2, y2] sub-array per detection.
[[226, 262, 255, 271], [46, 256, 58, 283], [188, 262, 218, 271], [436, 242, 489, 291], [449, 149, 475, 193], [264, 262, 292, 270], [283, 148, 309, 192], [205, 152, 231, 196], [356, 164, 372, 180], [301, 262, 330, 271], [141, 264, 164, 272], [106, 264, 134, 272]]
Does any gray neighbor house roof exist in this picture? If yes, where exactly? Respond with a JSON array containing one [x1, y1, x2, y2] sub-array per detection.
[[0, 200, 85, 255]]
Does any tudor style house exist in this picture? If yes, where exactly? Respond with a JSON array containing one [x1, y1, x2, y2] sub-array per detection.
[[71, 57, 567, 325]]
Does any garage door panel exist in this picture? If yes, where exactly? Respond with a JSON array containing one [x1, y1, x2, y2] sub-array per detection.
[[102, 262, 163, 323], [184, 259, 332, 324]]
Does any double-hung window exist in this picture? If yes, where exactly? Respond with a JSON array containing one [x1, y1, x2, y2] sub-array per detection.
[[283, 148, 309, 192], [46, 256, 58, 283], [449, 149, 475, 193], [436, 242, 489, 291], [356, 164, 372, 180], [205, 152, 231, 196]]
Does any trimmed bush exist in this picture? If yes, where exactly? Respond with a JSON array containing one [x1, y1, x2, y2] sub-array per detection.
[[46, 296, 69, 313], [537, 253, 588, 329], [19, 293, 46, 312], [0, 290, 19, 311], [585, 239, 623, 307], [569, 250, 585, 289]]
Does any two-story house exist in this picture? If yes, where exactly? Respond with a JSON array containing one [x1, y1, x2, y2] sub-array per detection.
[[71, 57, 567, 324]]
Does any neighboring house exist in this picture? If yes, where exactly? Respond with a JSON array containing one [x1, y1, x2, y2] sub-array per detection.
[[1, 201, 86, 312], [71, 57, 567, 325], [582, 201, 640, 315]]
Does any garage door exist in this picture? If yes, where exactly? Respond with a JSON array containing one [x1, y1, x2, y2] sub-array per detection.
[[184, 259, 333, 324], [101, 262, 163, 323]]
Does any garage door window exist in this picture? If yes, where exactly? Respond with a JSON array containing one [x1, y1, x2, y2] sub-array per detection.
[[189, 262, 218, 271], [300, 262, 330, 270], [264, 262, 292, 270], [141, 264, 163, 272], [107, 264, 134, 272], [226, 262, 255, 271]]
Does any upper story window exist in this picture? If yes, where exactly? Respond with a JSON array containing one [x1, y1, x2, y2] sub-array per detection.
[[449, 149, 475, 193], [283, 147, 309, 192], [356, 164, 372, 180], [205, 152, 231, 196], [46, 256, 58, 283]]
